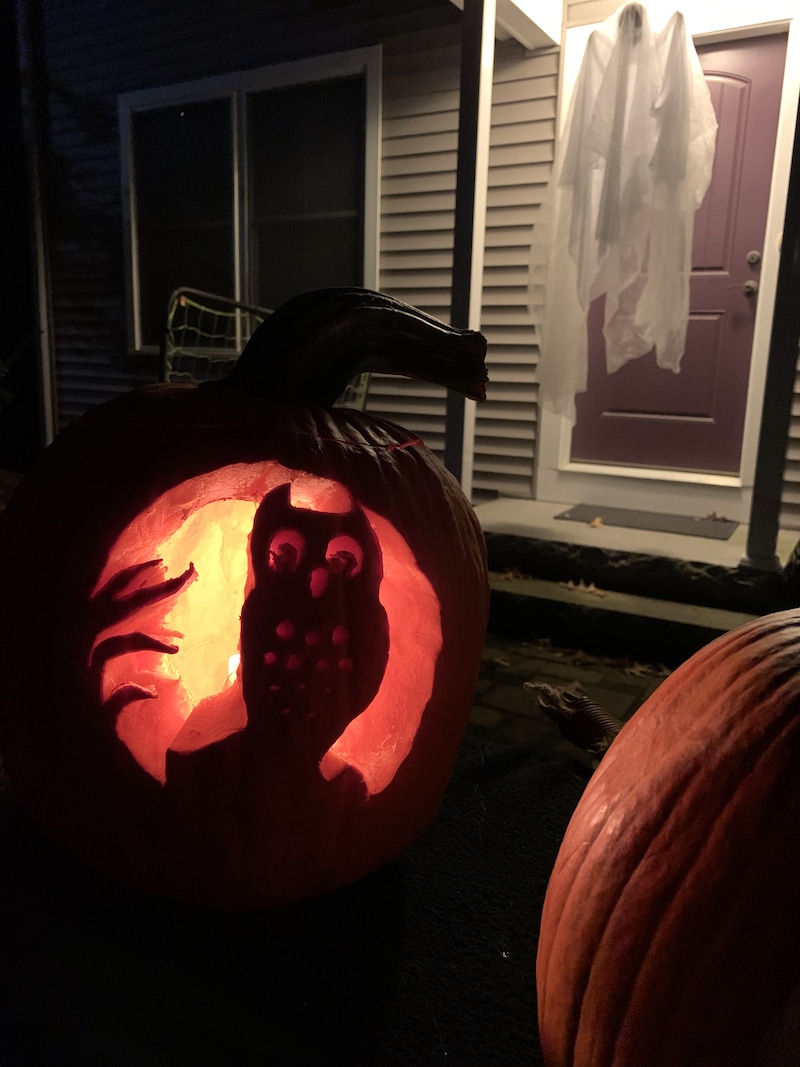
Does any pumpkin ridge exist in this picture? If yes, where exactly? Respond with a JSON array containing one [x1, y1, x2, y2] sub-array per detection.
[[599, 703, 800, 1066], [662, 717, 800, 1065], [561, 772, 706, 1059], [295, 432, 425, 451], [541, 615, 800, 1067], [541, 631, 800, 1063], [542, 751, 700, 1063], [536, 643, 715, 969], [614, 613, 800, 733], [541, 625, 793, 918], [538, 638, 726, 1017]]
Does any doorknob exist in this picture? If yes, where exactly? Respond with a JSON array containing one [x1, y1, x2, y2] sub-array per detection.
[[725, 280, 759, 297]]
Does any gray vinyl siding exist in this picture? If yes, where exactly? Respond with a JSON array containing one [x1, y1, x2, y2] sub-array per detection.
[[478, 44, 557, 499], [371, 38, 558, 500], [371, 42, 460, 452], [780, 352, 800, 530], [42, 0, 556, 505], [50, 1, 798, 526], [39, 0, 462, 426]]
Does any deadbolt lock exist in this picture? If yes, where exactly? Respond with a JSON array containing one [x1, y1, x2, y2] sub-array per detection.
[[746, 250, 762, 265]]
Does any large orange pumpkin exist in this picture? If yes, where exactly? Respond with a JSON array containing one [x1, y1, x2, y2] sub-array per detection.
[[537, 608, 800, 1067], [0, 288, 490, 910]]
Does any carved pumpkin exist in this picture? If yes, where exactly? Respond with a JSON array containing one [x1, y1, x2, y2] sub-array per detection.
[[537, 608, 800, 1067], [0, 288, 490, 910]]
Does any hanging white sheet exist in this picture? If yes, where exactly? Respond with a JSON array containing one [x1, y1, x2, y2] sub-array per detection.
[[529, 3, 718, 422]]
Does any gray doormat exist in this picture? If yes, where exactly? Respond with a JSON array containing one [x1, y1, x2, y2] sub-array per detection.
[[555, 503, 738, 540]]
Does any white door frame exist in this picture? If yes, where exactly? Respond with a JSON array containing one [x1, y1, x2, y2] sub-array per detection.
[[535, 8, 800, 523]]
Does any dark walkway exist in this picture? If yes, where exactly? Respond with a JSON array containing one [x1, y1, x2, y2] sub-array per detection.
[[469, 630, 670, 770]]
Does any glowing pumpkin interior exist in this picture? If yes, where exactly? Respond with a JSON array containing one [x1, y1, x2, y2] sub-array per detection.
[[91, 462, 442, 794]]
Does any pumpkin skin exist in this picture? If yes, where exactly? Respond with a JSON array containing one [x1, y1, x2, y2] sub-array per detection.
[[0, 289, 490, 910], [536, 608, 800, 1067]]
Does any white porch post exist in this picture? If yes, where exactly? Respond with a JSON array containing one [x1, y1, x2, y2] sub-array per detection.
[[445, 0, 495, 495], [742, 94, 800, 571]]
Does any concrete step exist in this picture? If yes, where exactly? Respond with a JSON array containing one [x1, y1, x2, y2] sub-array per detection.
[[488, 572, 758, 669], [484, 531, 800, 618]]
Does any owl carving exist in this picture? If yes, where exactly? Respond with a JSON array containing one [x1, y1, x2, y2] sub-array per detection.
[[240, 483, 390, 760]]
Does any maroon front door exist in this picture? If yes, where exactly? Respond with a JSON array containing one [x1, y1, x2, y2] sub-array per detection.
[[570, 33, 787, 475]]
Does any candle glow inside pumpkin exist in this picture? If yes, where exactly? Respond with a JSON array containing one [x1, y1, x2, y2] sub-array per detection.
[[90, 462, 442, 792]]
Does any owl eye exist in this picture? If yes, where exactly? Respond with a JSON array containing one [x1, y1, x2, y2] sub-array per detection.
[[325, 535, 363, 578], [268, 529, 305, 573]]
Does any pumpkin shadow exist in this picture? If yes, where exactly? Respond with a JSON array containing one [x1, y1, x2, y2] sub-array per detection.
[[0, 801, 405, 1066]]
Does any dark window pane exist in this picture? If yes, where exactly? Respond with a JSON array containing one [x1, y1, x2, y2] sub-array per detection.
[[252, 216, 360, 309], [248, 77, 364, 217], [132, 99, 234, 345], [247, 76, 365, 307], [133, 99, 232, 225], [137, 226, 234, 348]]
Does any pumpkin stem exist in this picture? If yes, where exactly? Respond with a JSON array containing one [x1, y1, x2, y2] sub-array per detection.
[[224, 287, 488, 407]]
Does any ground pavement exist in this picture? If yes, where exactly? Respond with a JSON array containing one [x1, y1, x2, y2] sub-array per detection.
[[470, 631, 671, 770]]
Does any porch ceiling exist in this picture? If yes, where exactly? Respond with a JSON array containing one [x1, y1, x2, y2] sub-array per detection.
[[448, 0, 560, 50]]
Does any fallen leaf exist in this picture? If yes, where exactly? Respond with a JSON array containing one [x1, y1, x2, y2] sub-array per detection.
[[483, 653, 511, 668], [589, 517, 604, 528], [494, 567, 527, 581], [702, 511, 731, 523], [571, 651, 594, 665], [558, 579, 606, 597]]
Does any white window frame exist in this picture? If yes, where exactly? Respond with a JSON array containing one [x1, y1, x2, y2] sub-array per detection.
[[118, 45, 382, 353]]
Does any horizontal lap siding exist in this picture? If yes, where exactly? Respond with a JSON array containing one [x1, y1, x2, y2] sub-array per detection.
[[44, 0, 561, 506], [372, 39, 557, 500], [40, 0, 461, 426], [780, 353, 800, 530], [371, 43, 460, 453], [478, 45, 556, 500], [45, 81, 145, 424]]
